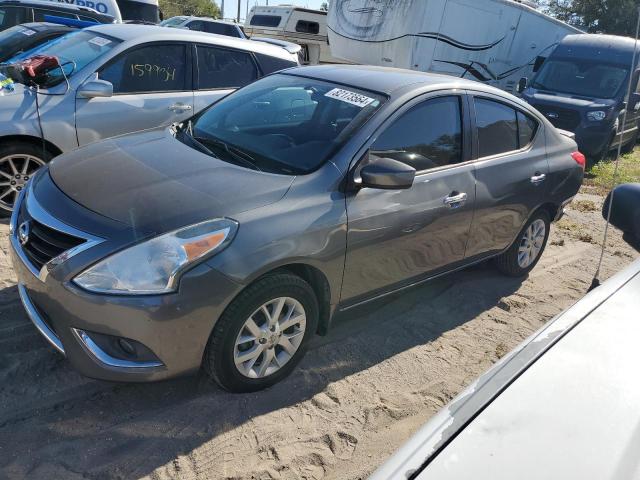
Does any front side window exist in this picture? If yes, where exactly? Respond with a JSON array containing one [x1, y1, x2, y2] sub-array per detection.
[[532, 58, 628, 99], [0, 6, 27, 32], [475, 98, 518, 158], [99, 44, 187, 94], [296, 20, 319, 34], [184, 74, 385, 174], [250, 14, 281, 27], [196, 46, 258, 90], [371, 96, 463, 172]]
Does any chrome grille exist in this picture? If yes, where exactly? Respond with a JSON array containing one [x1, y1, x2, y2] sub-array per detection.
[[19, 216, 85, 271]]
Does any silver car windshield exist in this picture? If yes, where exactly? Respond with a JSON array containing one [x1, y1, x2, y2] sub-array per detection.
[[188, 74, 386, 175], [8, 30, 120, 86]]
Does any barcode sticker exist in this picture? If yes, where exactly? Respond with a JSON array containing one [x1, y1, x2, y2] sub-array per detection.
[[19, 27, 36, 36], [88, 37, 112, 47], [325, 88, 375, 108]]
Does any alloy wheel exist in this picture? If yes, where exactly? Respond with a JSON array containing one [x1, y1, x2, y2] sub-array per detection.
[[0, 154, 45, 212], [518, 219, 546, 268], [234, 297, 307, 379]]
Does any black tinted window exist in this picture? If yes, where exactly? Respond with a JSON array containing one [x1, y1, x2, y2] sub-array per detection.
[[296, 20, 319, 34], [186, 20, 204, 31], [204, 22, 242, 37], [475, 98, 518, 157], [371, 96, 463, 171], [197, 46, 257, 89], [256, 52, 297, 73], [33, 8, 78, 21], [250, 15, 280, 27], [517, 111, 538, 148], [0, 6, 27, 31], [100, 44, 187, 93]]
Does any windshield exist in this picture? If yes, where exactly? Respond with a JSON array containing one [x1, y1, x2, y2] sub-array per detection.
[[182, 74, 385, 175], [0, 25, 39, 62], [160, 16, 187, 27], [532, 58, 628, 99], [5, 30, 120, 86]]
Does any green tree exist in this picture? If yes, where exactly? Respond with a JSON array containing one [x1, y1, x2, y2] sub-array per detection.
[[159, 0, 221, 19], [320, 1, 328, 11], [544, 0, 640, 36]]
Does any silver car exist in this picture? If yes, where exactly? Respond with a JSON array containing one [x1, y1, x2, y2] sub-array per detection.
[[0, 23, 298, 212]]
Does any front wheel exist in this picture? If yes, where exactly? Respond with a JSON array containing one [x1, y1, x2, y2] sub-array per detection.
[[0, 143, 51, 214], [494, 211, 550, 277], [203, 273, 319, 393]]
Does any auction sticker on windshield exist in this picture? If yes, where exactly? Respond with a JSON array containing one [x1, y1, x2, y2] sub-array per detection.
[[18, 27, 36, 36], [88, 36, 112, 47], [325, 88, 375, 108]]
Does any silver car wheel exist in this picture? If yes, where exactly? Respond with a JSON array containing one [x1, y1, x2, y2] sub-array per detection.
[[0, 154, 45, 211], [234, 297, 307, 379], [518, 219, 546, 268]]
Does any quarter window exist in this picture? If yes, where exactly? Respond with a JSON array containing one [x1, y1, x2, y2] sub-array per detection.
[[475, 98, 518, 157], [250, 15, 281, 27], [517, 111, 538, 148], [371, 96, 463, 172], [196, 46, 258, 90], [295, 20, 319, 34], [99, 44, 187, 94]]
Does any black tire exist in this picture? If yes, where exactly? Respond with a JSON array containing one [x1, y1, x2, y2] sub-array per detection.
[[588, 132, 615, 167], [621, 129, 639, 155], [494, 210, 551, 277], [0, 142, 52, 216], [203, 273, 319, 393]]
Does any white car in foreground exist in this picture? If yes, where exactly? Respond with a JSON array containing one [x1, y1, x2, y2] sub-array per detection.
[[373, 255, 640, 479]]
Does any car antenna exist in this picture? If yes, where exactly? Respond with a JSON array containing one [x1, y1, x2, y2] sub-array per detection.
[[589, 6, 640, 292]]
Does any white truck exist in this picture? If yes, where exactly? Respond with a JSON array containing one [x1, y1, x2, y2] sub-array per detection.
[[327, 0, 582, 93], [244, 5, 344, 65]]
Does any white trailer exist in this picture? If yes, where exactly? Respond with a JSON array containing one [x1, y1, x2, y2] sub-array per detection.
[[244, 5, 344, 65], [327, 0, 582, 93]]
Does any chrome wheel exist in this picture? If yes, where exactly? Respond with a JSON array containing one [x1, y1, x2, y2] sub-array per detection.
[[234, 297, 307, 379], [0, 154, 45, 211], [518, 219, 546, 268]]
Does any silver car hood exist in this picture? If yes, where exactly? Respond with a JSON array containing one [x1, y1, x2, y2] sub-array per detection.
[[49, 128, 295, 234]]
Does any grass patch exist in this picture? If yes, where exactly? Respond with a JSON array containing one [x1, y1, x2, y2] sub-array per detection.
[[571, 199, 597, 213], [584, 150, 640, 194], [556, 218, 596, 244]]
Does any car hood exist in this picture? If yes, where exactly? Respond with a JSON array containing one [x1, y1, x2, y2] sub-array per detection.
[[49, 128, 295, 234]]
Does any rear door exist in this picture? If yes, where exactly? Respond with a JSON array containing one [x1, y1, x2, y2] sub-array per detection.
[[341, 92, 476, 304], [76, 42, 194, 146], [464, 93, 548, 261], [193, 44, 259, 113]]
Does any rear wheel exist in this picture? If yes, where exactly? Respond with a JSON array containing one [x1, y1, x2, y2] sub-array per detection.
[[0, 143, 51, 214], [621, 129, 639, 155], [203, 273, 318, 392], [494, 211, 550, 277]]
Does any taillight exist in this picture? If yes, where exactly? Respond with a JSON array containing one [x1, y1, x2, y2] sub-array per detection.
[[571, 151, 586, 170]]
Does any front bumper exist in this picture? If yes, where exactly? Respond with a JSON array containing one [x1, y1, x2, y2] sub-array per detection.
[[574, 127, 612, 157], [10, 185, 243, 382]]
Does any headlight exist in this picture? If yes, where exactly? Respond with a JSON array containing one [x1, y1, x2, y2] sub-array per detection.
[[587, 110, 607, 121], [74, 218, 238, 294]]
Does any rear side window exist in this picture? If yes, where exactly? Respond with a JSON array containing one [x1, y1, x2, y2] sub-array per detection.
[[256, 53, 297, 73], [475, 98, 518, 157], [517, 111, 538, 148], [196, 46, 258, 89], [0, 6, 28, 31], [296, 20, 319, 34], [371, 96, 463, 172], [204, 22, 242, 38], [33, 9, 78, 21], [99, 44, 187, 94], [250, 15, 281, 27]]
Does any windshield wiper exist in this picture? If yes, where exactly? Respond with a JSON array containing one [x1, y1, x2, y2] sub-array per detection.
[[194, 135, 262, 172], [176, 127, 216, 157]]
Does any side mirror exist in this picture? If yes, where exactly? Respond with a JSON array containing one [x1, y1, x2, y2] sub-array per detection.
[[516, 76, 528, 94], [358, 156, 416, 190], [603, 184, 640, 252], [77, 79, 113, 99]]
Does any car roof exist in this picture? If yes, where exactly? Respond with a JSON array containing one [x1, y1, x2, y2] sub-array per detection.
[[371, 258, 640, 479], [85, 23, 293, 61], [282, 64, 502, 97], [0, 0, 109, 16]]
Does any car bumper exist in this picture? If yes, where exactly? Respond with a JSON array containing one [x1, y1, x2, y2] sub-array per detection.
[[10, 192, 243, 383], [574, 127, 612, 157]]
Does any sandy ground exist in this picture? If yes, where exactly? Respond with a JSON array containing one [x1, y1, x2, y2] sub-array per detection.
[[0, 186, 637, 480]]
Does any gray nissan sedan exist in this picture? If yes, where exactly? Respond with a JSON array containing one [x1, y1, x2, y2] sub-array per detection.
[[10, 65, 584, 392]]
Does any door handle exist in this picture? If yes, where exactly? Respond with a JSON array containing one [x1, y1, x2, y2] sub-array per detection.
[[443, 192, 468, 209], [530, 173, 547, 185], [169, 103, 192, 112]]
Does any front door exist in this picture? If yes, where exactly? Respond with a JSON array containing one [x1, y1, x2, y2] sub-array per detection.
[[75, 43, 194, 146], [342, 94, 476, 304], [464, 94, 549, 260]]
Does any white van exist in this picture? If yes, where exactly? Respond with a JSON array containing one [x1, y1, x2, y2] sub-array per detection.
[[41, 0, 160, 23]]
